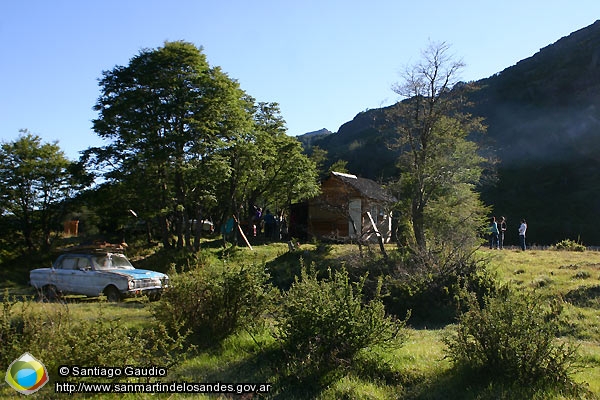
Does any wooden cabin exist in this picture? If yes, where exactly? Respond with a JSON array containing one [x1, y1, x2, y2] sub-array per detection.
[[292, 172, 396, 243]]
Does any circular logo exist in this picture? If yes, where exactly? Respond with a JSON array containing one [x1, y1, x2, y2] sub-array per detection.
[[5, 353, 49, 395]]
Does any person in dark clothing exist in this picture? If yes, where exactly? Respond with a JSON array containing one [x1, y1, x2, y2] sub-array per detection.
[[263, 209, 276, 240], [499, 216, 507, 249]]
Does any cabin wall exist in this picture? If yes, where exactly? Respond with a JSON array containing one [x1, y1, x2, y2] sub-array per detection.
[[306, 177, 393, 243]]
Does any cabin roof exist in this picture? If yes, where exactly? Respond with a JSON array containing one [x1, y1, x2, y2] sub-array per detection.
[[329, 171, 396, 203]]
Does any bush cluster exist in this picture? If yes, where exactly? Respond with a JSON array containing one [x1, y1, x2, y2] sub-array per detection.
[[444, 287, 579, 390], [3, 241, 585, 397], [384, 249, 496, 324], [553, 239, 586, 252], [274, 265, 407, 383], [153, 262, 275, 345], [1, 294, 184, 383]]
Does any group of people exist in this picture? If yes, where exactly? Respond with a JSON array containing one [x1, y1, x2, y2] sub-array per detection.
[[251, 206, 288, 241], [220, 206, 290, 246], [489, 216, 528, 251]]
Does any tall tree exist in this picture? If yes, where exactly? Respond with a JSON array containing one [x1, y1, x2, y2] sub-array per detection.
[[387, 41, 487, 253], [0, 132, 78, 250], [87, 41, 251, 248], [214, 101, 320, 232], [241, 102, 320, 212]]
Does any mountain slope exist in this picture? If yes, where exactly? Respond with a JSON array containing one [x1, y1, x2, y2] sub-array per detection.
[[475, 20, 600, 244], [302, 20, 600, 245]]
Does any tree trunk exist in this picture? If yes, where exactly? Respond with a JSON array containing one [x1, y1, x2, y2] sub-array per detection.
[[159, 169, 171, 248], [193, 208, 203, 252], [349, 216, 364, 258], [412, 199, 427, 252], [145, 221, 153, 245], [174, 153, 187, 249], [181, 206, 193, 250], [175, 205, 185, 249], [21, 210, 35, 251], [160, 215, 171, 248]]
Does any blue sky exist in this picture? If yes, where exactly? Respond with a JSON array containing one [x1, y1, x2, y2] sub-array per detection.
[[1, 1, 599, 160]]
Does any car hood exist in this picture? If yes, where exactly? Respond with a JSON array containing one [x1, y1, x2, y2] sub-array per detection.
[[100, 269, 167, 279]]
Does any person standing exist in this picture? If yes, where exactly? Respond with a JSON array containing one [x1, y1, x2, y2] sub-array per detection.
[[499, 216, 507, 249], [518, 219, 527, 251], [263, 209, 276, 240], [489, 217, 499, 249]]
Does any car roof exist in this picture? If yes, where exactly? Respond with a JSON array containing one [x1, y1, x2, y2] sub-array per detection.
[[60, 242, 126, 255], [59, 252, 123, 257]]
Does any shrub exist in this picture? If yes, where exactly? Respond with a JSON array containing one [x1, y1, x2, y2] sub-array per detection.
[[1, 294, 184, 384], [153, 262, 275, 345], [574, 271, 591, 279], [384, 249, 496, 324], [274, 265, 407, 383], [444, 287, 580, 391], [553, 239, 586, 252]]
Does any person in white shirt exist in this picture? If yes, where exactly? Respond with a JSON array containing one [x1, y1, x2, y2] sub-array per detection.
[[518, 219, 527, 251]]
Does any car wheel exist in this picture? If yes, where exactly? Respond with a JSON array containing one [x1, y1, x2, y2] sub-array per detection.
[[103, 286, 122, 302], [41, 285, 61, 302], [148, 292, 162, 302]]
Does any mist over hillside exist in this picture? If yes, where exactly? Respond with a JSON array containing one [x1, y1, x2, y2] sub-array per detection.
[[300, 20, 600, 245]]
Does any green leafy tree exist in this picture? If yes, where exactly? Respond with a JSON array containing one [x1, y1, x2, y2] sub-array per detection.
[[0, 132, 80, 250], [87, 41, 252, 248], [328, 159, 349, 174], [387, 41, 488, 253], [243, 102, 319, 212], [212, 101, 319, 235], [88, 42, 319, 248], [307, 145, 329, 179]]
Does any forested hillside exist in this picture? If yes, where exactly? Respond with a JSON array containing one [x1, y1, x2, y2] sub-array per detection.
[[301, 20, 600, 245]]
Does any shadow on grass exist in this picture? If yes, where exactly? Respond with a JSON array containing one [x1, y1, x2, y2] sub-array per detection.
[[265, 247, 348, 291], [565, 285, 600, 309], [175, 342, 357, 400], [132, 237, 263, 273], [1, 287, 156, 305], [132, 244, 225, 274], [176, 342, 588, 400], [398, 366, 591, 400]]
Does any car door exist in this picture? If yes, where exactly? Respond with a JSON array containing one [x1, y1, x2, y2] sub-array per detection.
[[70, 255, 100, 296], [52, 255, 79, 293], [82, 255, 118, 296]]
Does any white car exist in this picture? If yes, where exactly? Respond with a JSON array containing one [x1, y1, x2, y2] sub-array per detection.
[[30, 249, 168, 301]]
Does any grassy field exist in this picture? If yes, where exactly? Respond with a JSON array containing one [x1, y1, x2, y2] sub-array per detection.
[[1, 245, 599, 399], [483, 248, 600, 396]]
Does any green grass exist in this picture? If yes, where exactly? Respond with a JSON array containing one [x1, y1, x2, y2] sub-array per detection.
[[482, 248, 600, 396], [2, 245, 600, 399], [484, 248, 600, 338]]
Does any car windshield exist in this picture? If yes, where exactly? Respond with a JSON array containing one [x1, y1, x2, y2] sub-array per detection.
[[93, 254, 135, 270]]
